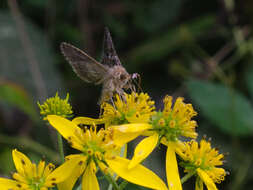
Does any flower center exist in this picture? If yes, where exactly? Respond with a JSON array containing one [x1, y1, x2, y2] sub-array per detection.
[[101, 92, 155, 125], [28, 176, 46, 190], [182, 157, 209, 173], [151, 112, 182, 141], [82, 141, 105, 161]]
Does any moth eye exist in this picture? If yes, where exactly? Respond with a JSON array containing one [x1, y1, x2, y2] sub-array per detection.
[[120, 74, 126, 80]]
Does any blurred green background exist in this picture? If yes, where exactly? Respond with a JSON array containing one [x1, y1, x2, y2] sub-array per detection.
[[1, 0, 253, 189]]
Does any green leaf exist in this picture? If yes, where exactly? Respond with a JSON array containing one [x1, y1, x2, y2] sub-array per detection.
[[0, 148, 14, 174], [0, 11, 64, 99], [0, 81, 37, 121], [186, 79, 253, 136]]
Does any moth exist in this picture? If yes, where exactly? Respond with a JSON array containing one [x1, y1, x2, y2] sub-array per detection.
[[60, 28, 138, 104]]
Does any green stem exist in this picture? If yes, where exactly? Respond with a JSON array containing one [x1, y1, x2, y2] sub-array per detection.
[[119, 180, 128, 190], [0, 134, 60, 163], [102, 171, 120, 190], [181, 172, 195, 184], [57, 132, 64, 163], [107, 184, 113, 190]]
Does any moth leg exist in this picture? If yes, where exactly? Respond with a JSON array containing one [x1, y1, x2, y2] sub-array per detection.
[[99, 107, 102, 117], [116, 89, 126, 103], [110, 97, 116, 109], [99, 83, 112, 104], [129, 82, 136, 92], [131, 73, 142, 93], [95, 77, 106, 85]]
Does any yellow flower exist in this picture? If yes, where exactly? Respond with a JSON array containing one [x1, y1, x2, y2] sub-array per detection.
[[110, 95, 198, 190], [0, 149, 73, 190], [176, 139, 226, 190], [72, 92, 155, 127], [159, 95, 198, 140], [37, 92, 73, 120], [47, 115, 168, 190]]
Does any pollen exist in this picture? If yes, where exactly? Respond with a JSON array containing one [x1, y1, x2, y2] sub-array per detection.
[[102, 166, 109, 174], [169, 120, 176, 128], [78, 161, 84, 165], [158, 118, 166, 126], [87, 149, 94, 155], [17, 184, 22, 187], [21, 159, 26, 165], [95, 151, 102, 160]]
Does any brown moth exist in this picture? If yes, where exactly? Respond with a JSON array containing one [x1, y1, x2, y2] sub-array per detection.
[[60, 28, 138, 104]]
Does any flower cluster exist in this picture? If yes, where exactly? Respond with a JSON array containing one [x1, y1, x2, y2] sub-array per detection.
[[104, 93, 200, 189], [0, 91, 227, 190], [47, 115, 167, 190], [72, 92, 155, 127], [0, 149, 73, 190], [176, 139, 226, 189], [37, 92, 73, 120], [68, 92, 226, 190]]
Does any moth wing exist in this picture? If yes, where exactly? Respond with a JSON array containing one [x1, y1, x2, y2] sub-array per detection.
[[101, 27, 122, 66], [60, 42, 108, 84]]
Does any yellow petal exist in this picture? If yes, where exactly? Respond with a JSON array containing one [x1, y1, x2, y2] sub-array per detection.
[[166, 143, 182, 190], [65, 153, 85, 160], [113, 144, 128, 179], [46, 155, 86, 186], [195, 176, 204, 190], [57, 160, 86, 190], [110, 123, 152, 146], [128, 134, 158, 169], [161, 137, 168, 146], [43, 163, 55, 178], [82, 161, 99, 190], [112, 123, 152, 133], [197, 168, 218, 190], [37, 160, 46, 178], [0, 178, 22, 190], [12, 172, 26, 183], [12, 149, 33, 178], [72, 117, 105, 125], [106, 156, 168, 190], [142, 130, 155, 136], [47, 115, 82, 141], [98, 159, 120, 181]]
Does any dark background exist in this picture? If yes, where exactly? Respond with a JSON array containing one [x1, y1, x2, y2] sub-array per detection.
[[1, 0, 253, 189]]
